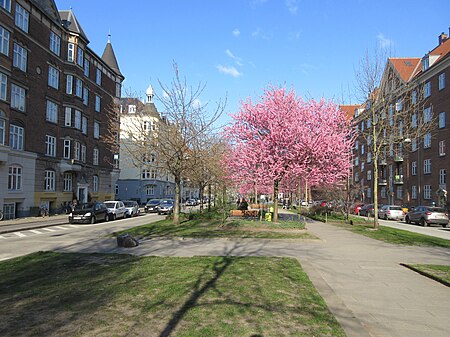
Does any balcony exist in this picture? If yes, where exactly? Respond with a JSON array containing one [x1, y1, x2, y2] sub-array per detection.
[[378, 178, 387, 186], [378, 159, 387, 166], [394, 155, 404, 162], [394, 174, 404, 185]]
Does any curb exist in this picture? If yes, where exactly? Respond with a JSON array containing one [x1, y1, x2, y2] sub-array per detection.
[[400, 263, 450, 288]]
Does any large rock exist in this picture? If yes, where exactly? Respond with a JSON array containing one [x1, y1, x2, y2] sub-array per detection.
[[117, 233, 139, 248]]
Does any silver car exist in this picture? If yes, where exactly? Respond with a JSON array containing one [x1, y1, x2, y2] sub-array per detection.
[[378, 205, 404, 221], [405, 206, 449, 227], [104, 200, 126, 220], [123, 200, 140, 218]]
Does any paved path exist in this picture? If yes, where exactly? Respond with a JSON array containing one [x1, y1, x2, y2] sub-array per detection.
[[53, 217, 450, 337]]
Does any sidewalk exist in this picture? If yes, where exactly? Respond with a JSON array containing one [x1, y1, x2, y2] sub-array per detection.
[[0, 214, 68, 234], [52, 213, 450, 337]]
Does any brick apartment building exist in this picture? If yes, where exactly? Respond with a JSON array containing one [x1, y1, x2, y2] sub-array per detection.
[[351, 31, 449, 209], [0, 0, 124, 218]]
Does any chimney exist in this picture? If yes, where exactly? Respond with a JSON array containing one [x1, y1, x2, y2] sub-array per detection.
[[439, 31, 449, 45]]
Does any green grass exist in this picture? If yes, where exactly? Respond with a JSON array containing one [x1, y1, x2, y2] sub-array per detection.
[[115, 213, 316, 240], [0, 252, 346, 337], [403, 264, 450, 286]]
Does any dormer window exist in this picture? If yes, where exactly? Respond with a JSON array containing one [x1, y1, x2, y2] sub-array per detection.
[[128, 105, 136, 113], [422, 56, 429, 71]]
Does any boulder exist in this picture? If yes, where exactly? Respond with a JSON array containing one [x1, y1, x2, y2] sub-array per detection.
[[117, 233, 139, 248]]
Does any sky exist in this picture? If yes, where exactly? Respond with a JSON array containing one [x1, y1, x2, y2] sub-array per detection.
[[54, 0, 449, 127]]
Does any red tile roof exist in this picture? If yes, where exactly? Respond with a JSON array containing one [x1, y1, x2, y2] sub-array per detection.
[[340, 105, 360, 120], [388, 58, 421, 82]]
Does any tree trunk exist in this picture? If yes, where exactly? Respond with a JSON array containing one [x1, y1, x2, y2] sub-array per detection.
[[207, 183, 211, 211], [273, 179, 279, 222], [174, 176, 181, 225], [199, 184, 204, 213], [372, 113, 379, 230]]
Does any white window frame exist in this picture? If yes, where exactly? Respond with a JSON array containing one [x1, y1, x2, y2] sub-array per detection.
[[142, 169, 150, 179], [82, 115, 87, 134], [45, 135, 56, 157], [66, 74, 73, 94], [77, 47, 84, 67], [48, 66, 59, 89], [84, 59, 89, 77], [96, 68, 102, 85], [424, 185, 431, 200], [95, 95, 100, 112], [423, 133, 431, 149], [81, 144, 86, 162], [11, 84, 26, 111], [411, 185, 417, 200], [63, 139, 71, 159], [63, 172, 72, 191], [93, 147, 99, 165], [367, 170, 372, 181], [439, 112, 446, 128], [412, 138, 417, 152], [49, 31, 60, 56], [0, 117, 4, 145], [64, 107, 72, 127], [75, 78, 82, 98], [0, 0, 11, 12], [67, 43, 74, 62], [93, 175, 99, 192], [46, 100, 58, 123], [146, 185, 154, 196], [424, 82, 431, 98], [74, 110, 81, 129], [439, 169, 446, 185], [8, 165, 22, 190], [74, 141, 80, 160], [439, 140, 446, 156], [15, 3, 29, 33], [44, 170, 56, 191], [396, 186, 403, 199], [424, 159, 431, 174], [423, 107, 432, 123], [412, 161, 417, 176], [13, 43, 27, 71], [0, 25, 9, 56], [94, 121, 100, 139], [438, 73, 446, 91], [83, 87, 88, 105], [0, 72, 7, 100], [9, 124, 24, 150]]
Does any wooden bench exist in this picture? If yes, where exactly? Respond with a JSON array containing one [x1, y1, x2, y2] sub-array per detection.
[[230, 209, 260, 218]]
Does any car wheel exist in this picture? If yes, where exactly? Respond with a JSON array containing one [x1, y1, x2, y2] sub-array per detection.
[[405, 216, 410, 224], [420, 218, 427, 227], [442, 223, 448, 228], [105, 214, 109, 222], [384, 215, 388, 220], [91, 216, 96, 224], [112, 214, 116, 221]]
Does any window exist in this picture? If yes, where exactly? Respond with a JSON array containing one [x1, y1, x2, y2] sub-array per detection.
[[423, 133, 431, 149], [74, 141, 80, 160], [412, 161, 417, 176], [46, 100, 58, 123], [361, 161, 365, 172], [355, 140, 359, 150], [361, 120, 364, 131], [411, 185, 417, 200], [64, 107, 71, 127], [0, 117, 4, 145], [11, 84, 26, 111], [9, 124, 24, 150], [83, 87, 88, 105], [77, 47, 84, 67], [8, 165, 22, 190], [142, 169, 150, 179], [381, 187, 386, 198], [95, 95, 100, 112], [66, 75, 73, 94], [439, 112, 446, 128], [45, 135, 56, 157], [439, 169, 446, 185], [63, 173, 72, 191], [13, 43, 27, 71], [151, 169, 157, 179], [354, 172, 359, 182], [92, 175, 99, 192], [0, 25, 9, 55], [361, 144, 365, 155], [0, 72, 7, 100], [84, 59, 89, 77], [439, 73, 446, 90], [44, 170, 55, 191], [128, 104, 136, 113], [67, 43, 74, 62], [63, 139, 70, 159], [389, 105, 393, 126], [396, 186, 403, 199], [74, 110, 81, 129], [424, 81, 431, 98], [367, 152, 372, 163], [396, 99, 402, 111], [81, 144, 86, 162], [82, 116, 87, 134], [412, 113, 417, 128], [75, 78, 82, 97], [96, 68, 102, 85], [423, 107, 432, 123], [93, 147, 99, 165], [354, 157, 359, 166], [424, 159, 431, 174], [367, 170, 372, 181], [116, 82, 121, 98], [146, 185, 154, 196], [48, 66, 59, 89], [410, 139, 417, 153], [367, 187, 372, 198], [439, 140, 446, 156], [115, 184, 119, 195], [411, 90, 417, 104], [0, 0, 11, 12], [49, 31, 60, 55], [94, 121, 100, 139], [15, 4, 29, 33], [424, 185, 431, 200]]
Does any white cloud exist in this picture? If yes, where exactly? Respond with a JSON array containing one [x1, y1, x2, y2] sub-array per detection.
[[285, 0, 298, 15], [226, 49, 242, 61], [232, 28, 240, 37], [377, 33, 394, 49], [216, 65, 242, 77], [251, 27, 272, 40]]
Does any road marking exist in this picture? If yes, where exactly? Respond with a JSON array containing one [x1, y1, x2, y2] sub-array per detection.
[[54, 226, 69, 230], [0, 235, 6, 239], [42, 228, 55, 232], [14, 232, 26, 237], [67, 225, 79, 228], [30, 230, 43, 234]]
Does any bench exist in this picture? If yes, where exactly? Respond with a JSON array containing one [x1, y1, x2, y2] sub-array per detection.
[[230, 209, 260, 218]]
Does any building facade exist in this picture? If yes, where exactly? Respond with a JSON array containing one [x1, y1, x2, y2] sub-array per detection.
[[116, 86, 175, 204], [0, 0, 123, 218], [352, 32, 449, 209]]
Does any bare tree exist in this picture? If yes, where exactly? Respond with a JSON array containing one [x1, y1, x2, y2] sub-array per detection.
[[354, 47, 437, 229]]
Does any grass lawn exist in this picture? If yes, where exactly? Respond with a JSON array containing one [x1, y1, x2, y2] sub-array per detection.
[[0, 252, 345, 337], [403, 264, 450, 287], [115, 215, 316, 240]]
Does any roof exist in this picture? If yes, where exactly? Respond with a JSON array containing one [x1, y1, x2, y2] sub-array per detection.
[[31, 0, 60, 24], [59, 9, 89, 42], [339, 105, 360, 120], [388, 58, 421, 82], [102, 36, 122, 76], [428, 36, 450, 63]]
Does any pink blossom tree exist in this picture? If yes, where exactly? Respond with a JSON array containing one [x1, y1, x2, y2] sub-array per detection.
[[224, 87, 354, 222]]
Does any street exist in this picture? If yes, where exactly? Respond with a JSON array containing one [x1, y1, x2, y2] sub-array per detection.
[[0, 213, 162, 261]]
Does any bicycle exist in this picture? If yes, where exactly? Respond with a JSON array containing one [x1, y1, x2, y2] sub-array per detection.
[[39, 207, 49, 217]]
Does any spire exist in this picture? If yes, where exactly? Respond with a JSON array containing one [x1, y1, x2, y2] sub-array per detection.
[[101, 34, 122, 76], [146, 85, 154, 103]]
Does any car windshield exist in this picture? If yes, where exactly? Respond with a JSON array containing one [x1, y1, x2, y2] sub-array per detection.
[[123, 201, 136, 207], [429, 207, 446, 213], [161, 200, 174, 205], [147, 199, 160, 205], [104, 202, 116, 208], [390, 206, 402, 210], [76, 203, 94, 210]]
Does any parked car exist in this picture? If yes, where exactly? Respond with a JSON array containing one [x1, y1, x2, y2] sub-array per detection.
[[359, 204, 375, 217], [68, 202, 109, 224], [104, 200, 126, 220], [185, 199, 198, 206], [378, 205, 405, 221], [351, 203, 364, 215], [123, 200, 140, 218], [405, 206, 449, 227], [144, 199, 161, 213], [158, 199, 174, 215]]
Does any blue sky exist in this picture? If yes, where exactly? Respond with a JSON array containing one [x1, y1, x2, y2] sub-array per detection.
[[55, 0, 449, 126]]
